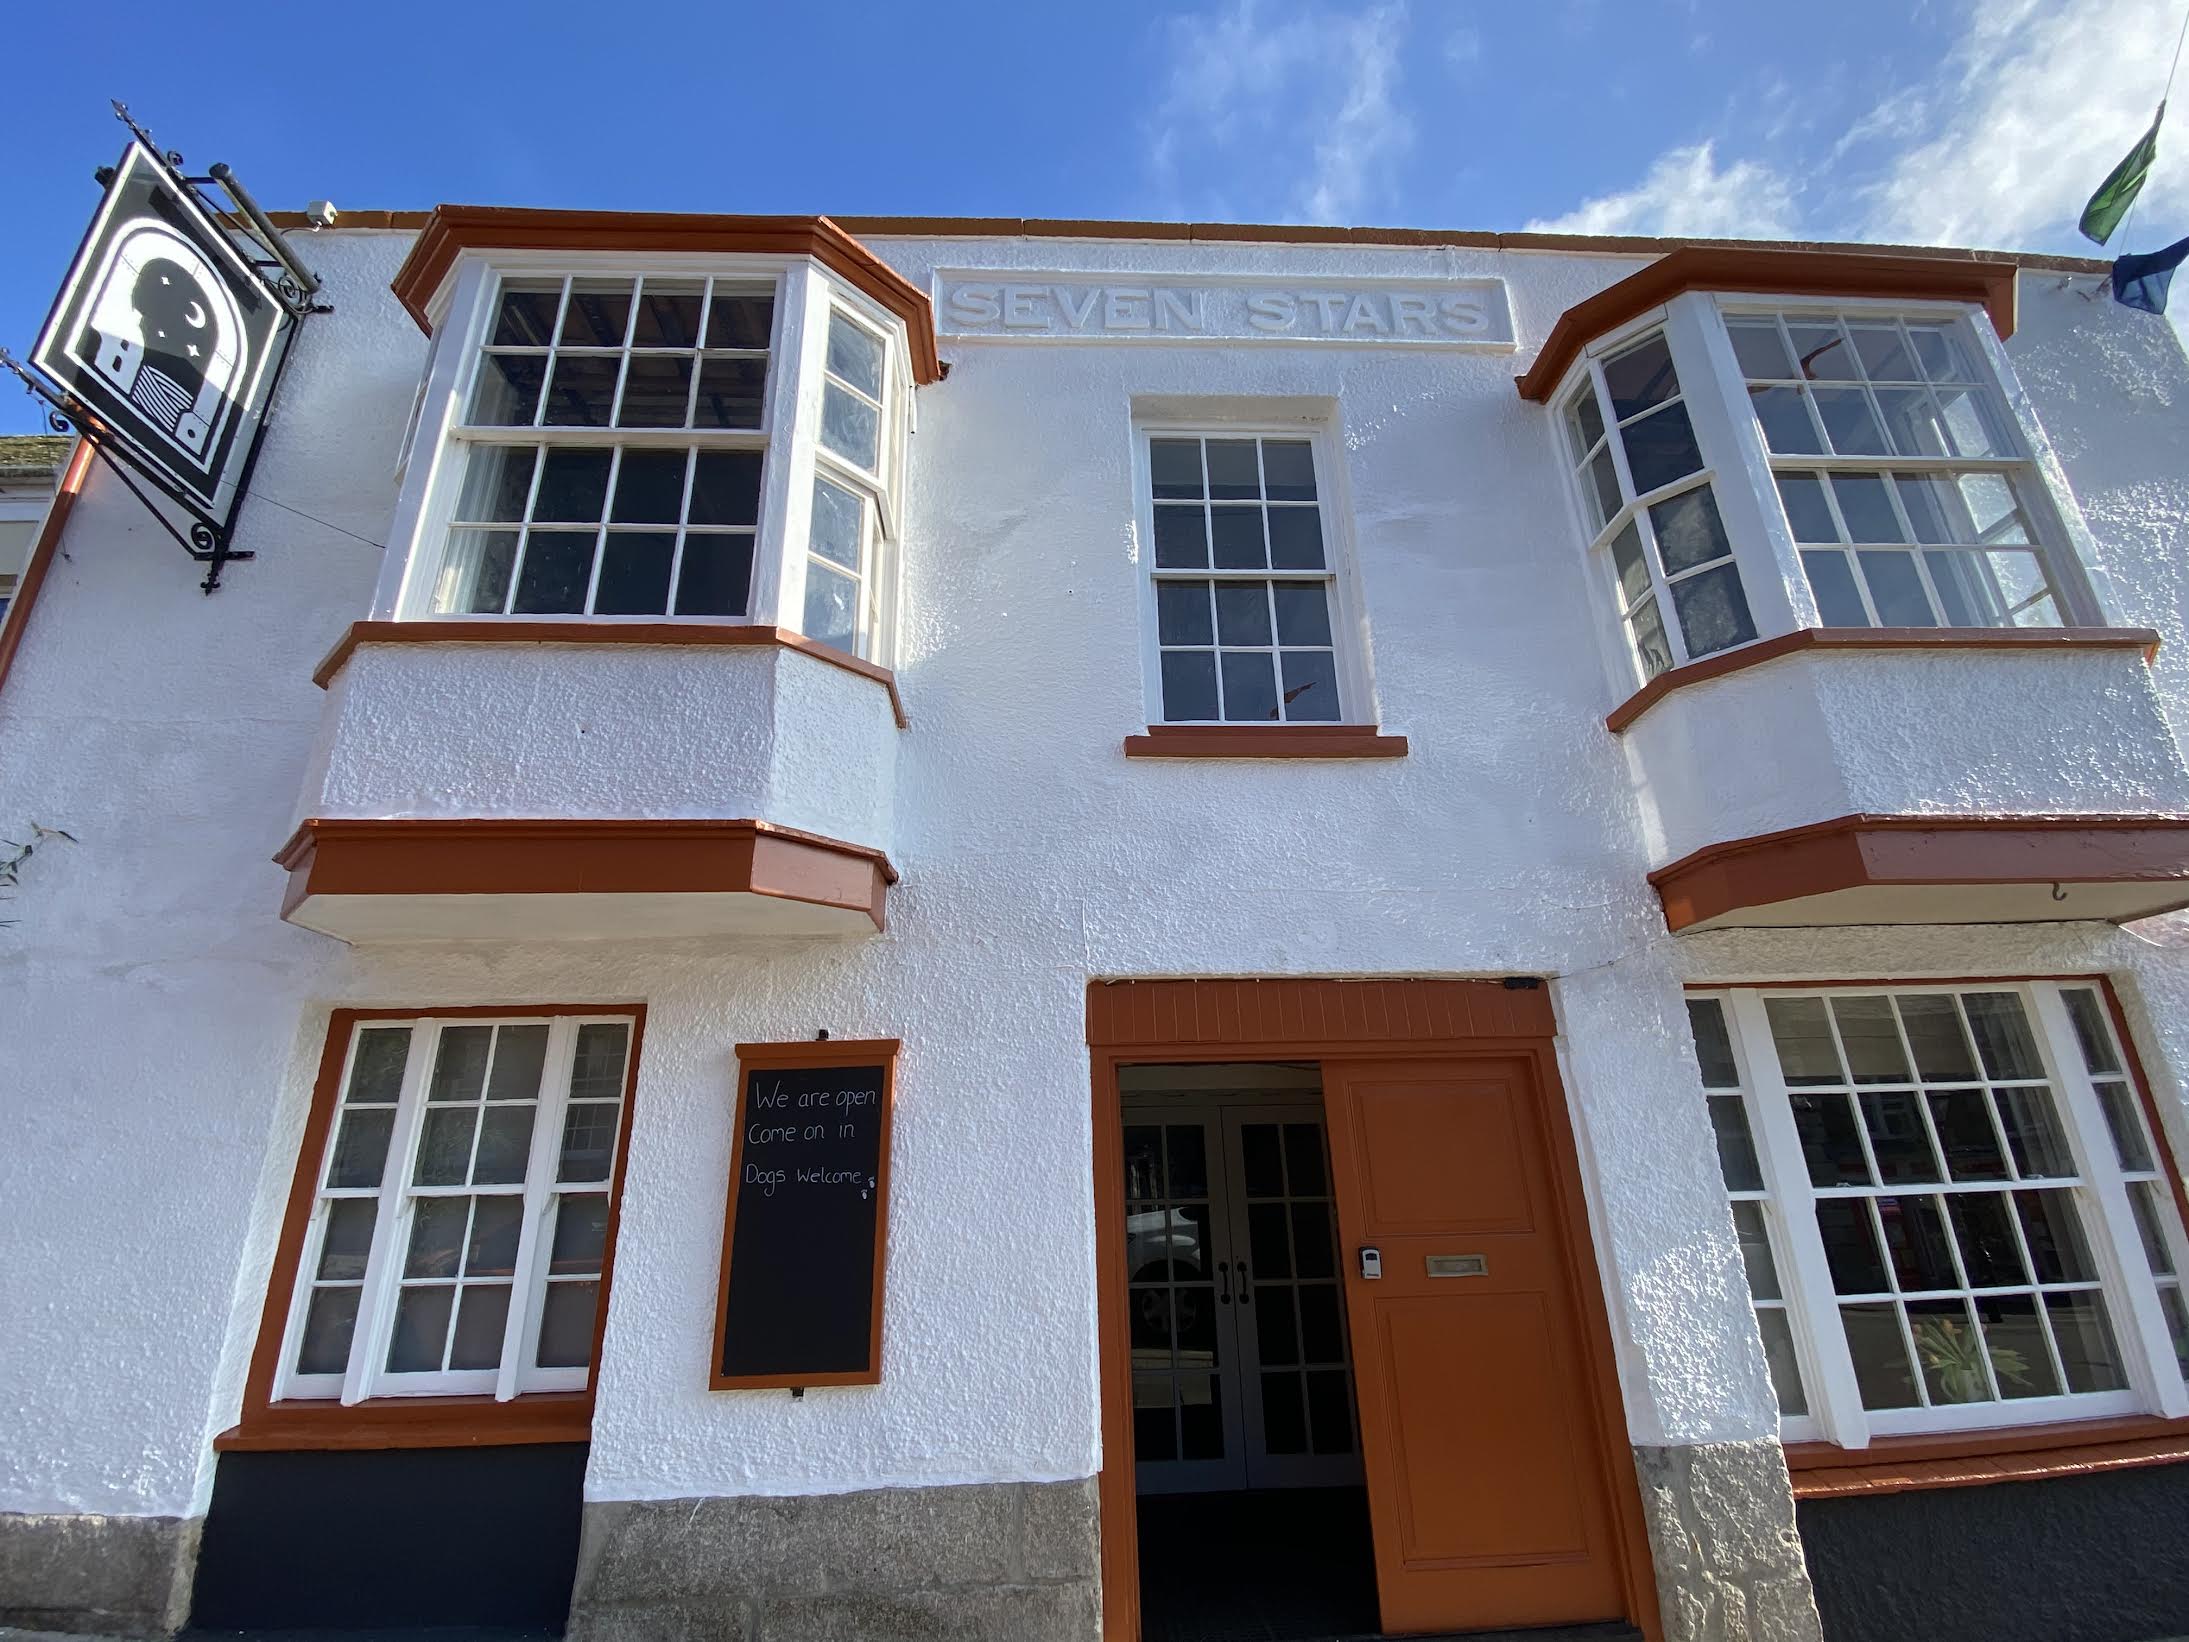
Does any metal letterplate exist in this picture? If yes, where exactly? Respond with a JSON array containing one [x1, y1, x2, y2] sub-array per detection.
[[1425, 1253, 1489, 1278]]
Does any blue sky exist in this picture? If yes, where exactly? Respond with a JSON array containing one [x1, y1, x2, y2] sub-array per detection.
[[4, 0, 2181, 433]]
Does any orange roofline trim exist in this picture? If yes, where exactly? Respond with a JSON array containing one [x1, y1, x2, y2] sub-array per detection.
[[1515, 246, 2022, 402], [389, 207, 943, 385]]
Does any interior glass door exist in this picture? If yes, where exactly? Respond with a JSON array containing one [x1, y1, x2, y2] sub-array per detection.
[[1126, 1094, 1363, 1494]]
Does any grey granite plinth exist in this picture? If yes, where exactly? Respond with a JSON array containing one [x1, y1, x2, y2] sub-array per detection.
[[1632, 1441, 1822, 1642], [0, 1512, 197, 1638], [566, 1478, 1100, 1642]]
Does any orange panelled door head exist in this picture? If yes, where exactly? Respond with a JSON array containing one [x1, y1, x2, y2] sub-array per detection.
[[1322, 1055, 1638, 1637]]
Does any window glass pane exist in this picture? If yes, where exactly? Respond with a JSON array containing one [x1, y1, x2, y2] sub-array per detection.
[[610, 450, 688, 525], [1973, 1294, 2061, 1399], [2017, 1188, 2097, 1282], [1152, 505, 1209, 569], [1816, 1199, 1889, 1292], [1602, 335, 1678, 420], [1899, 995, 1979, 1081], [1587, 449, 1622, 530], [536, 1281, 600, 1369], [1272, 581, 1333, 647], [560, 279, 632, 348], [448, 1284, 512, 1371], [1776, 473, 1838, 542], [1565, 391, 1605, 459], [466, 1197, 524, 1276], [1789, 322, 1857, 380], [1756, 1309, 1808, 1415], [1832, 997, 1911, 1084], [810, 477, 864, 572], [1608, 521, 1650, 608], [1157, 580, 1214, 645], [826, 312, 885, 400], [1731, 1201, 1782, 1299], [1619, 401, 1704, 494], [700, 451, 770, 527], [327, 1109, 395, 1189], [1793, 1094, 1871, 1187], [2131, 1183, 2175, 1275], [455, 445, 537, 523], [1629, 596, 1673, 681], [435, 530, 520, 615], [1936, 387, 2011, 459], [1894, 473, 1955, 544], [1908, 1299, 1989, 1403], [1814, 387, 1888, 455], [693, 357, 767, 429], [1649, 486, 1731, 576], [470, 355, 546, 426], [405, 1198, 469, 1278], [1765, 997, 1842, 1083], [1997, 1088, 2074, 1178], [387, 1285, 456, 1372], [2048, 1292, 2127, 1392], [1840, 1302, 1920, 1407], [2102, 1085, 2156, 1175], [1267, 509, 1325, 570], [1803, 551, 1869, 627], [1221, 651, 1280, 722], [1686, 999, 1738, 1088], [821, 383, 881, 470], [491, 282, 562, 347], [1962, 994, 2044, 1080], [675, 537, 752, 617], [1728, 318, 1794, 379], [706, 285, 775, 350], [1751, 385, 1823, 454], [1855, 551, 1934, 626], [1161, 651, 1219, 722], [1280, 651, 1341, 722], [296, 1287, 361, 1376], [532, 449, 613, 522], [1877, 1195, 1958, 1291], [1150, 440, 1205, 500], [1947, 1192, 2028, 1288], [2160, 1287, 2189, 1380], [1669, 563, 1756, 658], [1875, 388, 1947, 458], [472, 1106, 537, 1185], [1862, 1093, 1940, 1184], [2061, 990, 2121, 1076], [551, 1195, 612, 1275], [1828, 473, 1902, 542], [413, 1106, 478, 1188], [542, 355, 620, 427], [1927, 1091, 2010, 1182], [630, 279, 704, 349], [1909, 324, 1975, 382], [317, 1199, 378, 1282], [1211, 506, 1268, 569], [614, 356, 694, 429], [1205, 440, 1261, 500], [1850, 325, 1917, 382], [804, 563, 858, 653], [1214, 583, 1271, 646], [558, 1102, 622, 1184], [512, 534, 596, 615]]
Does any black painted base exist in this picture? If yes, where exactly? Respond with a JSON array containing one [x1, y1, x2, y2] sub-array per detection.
[[188, 1445, 587, 1633], [1800, 1459, 2189, 1642]]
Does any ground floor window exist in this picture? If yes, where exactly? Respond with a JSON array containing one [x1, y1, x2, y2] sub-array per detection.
[[1687, 981, 2189, 1445], [277, 1009, 637, 1405]]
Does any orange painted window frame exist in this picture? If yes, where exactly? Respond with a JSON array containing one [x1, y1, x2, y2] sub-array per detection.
[[219, 1003, 646, 1452]]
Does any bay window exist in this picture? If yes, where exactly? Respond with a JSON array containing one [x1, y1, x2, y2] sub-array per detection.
[[393, 260, 912, 665], [1687, 983, 2189, 1446]]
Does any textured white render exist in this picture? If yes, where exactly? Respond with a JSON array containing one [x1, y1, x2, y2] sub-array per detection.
[[6, 224, 2189, 1527]]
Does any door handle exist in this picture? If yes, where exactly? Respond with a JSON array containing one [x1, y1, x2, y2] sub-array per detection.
[[1235, 1259, 1250, 1306], [1215, 1259, 1231, 1305], [1359, 1245, 1383, 1280]]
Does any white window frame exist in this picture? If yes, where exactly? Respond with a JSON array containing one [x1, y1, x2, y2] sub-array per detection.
[[275, 1012, 635, 1406], [1707, 297, 2105, 631], [1692, 981, 2189, 1449], [790, 299, 905, 666], [1130, 418, 1372, 727], [381, 254, 911, 666]]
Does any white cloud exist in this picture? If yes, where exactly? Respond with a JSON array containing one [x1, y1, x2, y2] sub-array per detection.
[[1856, 0, 2187, 250], [1523, 141, 1801, 239], [1147, 0, 1414, 223]]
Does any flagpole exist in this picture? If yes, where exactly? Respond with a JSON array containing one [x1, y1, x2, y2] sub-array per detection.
[[2121, 1, 2189, 253]]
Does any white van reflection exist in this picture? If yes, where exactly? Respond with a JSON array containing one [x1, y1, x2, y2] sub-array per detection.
[[1127, 1208, 1217, 1372]]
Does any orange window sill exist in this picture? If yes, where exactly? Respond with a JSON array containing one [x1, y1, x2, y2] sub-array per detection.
[[1786, 1415, 2189, 1499], [1123, 724, 1409, 759], [214, 1392, 592, 1453], [1606, 626, 2162, 734]]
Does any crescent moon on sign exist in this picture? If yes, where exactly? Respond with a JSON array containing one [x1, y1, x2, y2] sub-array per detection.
[[183, 301, 208, 328]]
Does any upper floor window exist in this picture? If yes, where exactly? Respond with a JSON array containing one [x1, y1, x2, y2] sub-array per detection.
[[391, 259, 913, 666], [1139, 429, 1352, 724], [1561, 330, 1756, 683], [1689, 983, 2189, 1446], [1727, 308, 2063, 631]]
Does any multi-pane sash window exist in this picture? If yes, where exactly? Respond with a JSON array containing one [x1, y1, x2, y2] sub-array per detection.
[[1688, 984, 2189, 1444], [433, 274, 774, 618], [1561, 330, 1756, 683], [1146, 433, 1344, 723], [803, 309, 895, 657], [285, 1013, 634, 1403], [1726, 308, 2065, 631]]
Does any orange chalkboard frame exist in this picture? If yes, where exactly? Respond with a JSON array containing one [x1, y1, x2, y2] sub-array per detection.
[[710, 1037, 899, 1390]]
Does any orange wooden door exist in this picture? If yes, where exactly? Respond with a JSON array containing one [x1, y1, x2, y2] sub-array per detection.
[[1323, 1055, 1632, 1636]]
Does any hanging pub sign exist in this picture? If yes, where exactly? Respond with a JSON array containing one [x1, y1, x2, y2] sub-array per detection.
[[712, 1038, 898, 1390], [2, 105, 327, 592], [33, 140, 293, 521]]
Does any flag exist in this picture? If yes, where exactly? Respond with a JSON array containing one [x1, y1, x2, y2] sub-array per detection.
[[2083, 104, 2167, 245], [2113, 233, 2189, 313]]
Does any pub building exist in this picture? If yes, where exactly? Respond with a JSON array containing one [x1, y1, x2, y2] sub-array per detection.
[[7, 199, 2189, 1642]]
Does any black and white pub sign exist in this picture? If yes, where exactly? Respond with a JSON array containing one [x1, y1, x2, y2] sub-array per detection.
[[32, 142, 292, 517]]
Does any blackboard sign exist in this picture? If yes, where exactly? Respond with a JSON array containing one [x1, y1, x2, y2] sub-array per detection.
[[711, 1039, 898, 1388]]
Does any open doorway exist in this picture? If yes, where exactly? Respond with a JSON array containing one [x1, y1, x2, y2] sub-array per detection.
[[1120, 1063, 1377, 1642]]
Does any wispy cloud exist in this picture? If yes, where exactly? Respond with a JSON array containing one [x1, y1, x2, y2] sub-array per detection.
[[1147, 0, 1414, 223], [1523, 141, 1801, 239]]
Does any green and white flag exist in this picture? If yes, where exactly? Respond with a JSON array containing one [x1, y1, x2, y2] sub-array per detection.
[[2082, 104, 2166, 245]]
